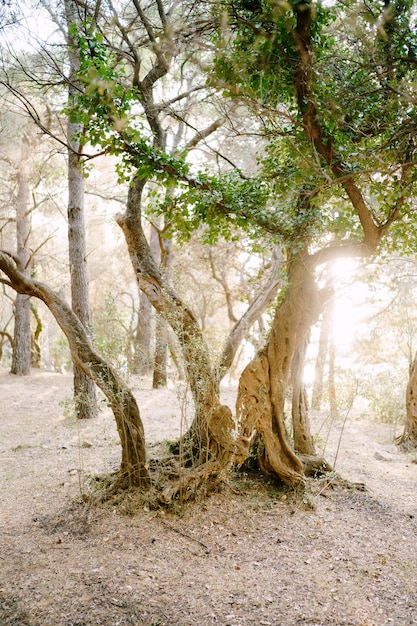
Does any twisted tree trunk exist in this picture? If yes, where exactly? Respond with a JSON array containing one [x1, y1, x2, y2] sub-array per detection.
[[117, 176, 242, 467], [0, 252, 149, 488], [237, 251, 322, 484]]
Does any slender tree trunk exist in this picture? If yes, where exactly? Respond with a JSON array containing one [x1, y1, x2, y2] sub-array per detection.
[[65, 0, 97, 418], [311, 295, 333, 411], [117, 176, 243, 466], [291, 333, 315, 455], [0, 252, 149, 488], [30, 302, 42, 368], [152, 313, 168, 388], [134, 290, 152, 375], [152, 222, 172, 388], [11, 145, 31, 376], [328, 330, 338, 420]]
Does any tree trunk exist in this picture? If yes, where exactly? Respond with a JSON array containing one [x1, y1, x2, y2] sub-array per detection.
[[291, 333, 315, 455], [236, 251, 322, 484], [30, 302, 42, 368], [11, 294, 31, 375], [117, 176, 243, 466], [311, 295, 333, 411], [65, 0, 97, 418], [398, 353, 417, 447], [328, 332, 338, 420], [11, 145, 31, 376], [152, 313, 168, 388], [152, 222, 172, 389], [0, 252, 149, 488], [133, 290, 152, 375]]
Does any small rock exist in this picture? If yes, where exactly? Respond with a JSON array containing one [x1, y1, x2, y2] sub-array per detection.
[[81, 440, 93, 448], [374, 451, 395, 462]]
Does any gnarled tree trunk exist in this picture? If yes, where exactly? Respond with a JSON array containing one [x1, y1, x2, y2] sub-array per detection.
[[117, 176, 241, 467], [0, 252, 149, 488], [236, 250, 322, 484]]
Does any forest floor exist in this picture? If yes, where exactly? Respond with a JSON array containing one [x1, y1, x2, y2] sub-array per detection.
[[1, 368, 417, 626]]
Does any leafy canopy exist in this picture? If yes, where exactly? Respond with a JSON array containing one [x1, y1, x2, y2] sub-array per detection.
[[65, 1, 417, 252]]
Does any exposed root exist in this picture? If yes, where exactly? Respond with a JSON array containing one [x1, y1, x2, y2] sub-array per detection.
[[86, 456, 227, 510], [395, 432, 417, 451], [298, 454, 332, 477]]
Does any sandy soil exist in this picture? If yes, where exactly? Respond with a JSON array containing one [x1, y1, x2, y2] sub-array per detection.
[[1, 368, 417, 626]]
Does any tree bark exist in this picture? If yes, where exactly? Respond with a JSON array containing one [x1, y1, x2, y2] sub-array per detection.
[[65, 0, 97, 418], [11, 141, 31, 376], [236, 250, 322, 484], [291, 333, 315, 456], [398, 353, 417, 446], [117, 176, 243, 466], [0, 251, 149, 488]]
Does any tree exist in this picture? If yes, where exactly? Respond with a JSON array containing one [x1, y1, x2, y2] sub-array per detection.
[[10, 132, 32, 375], [2, 0, 417, 499], [0, 250, 149, 488], [64, 0, 98, 418], [214, 0, 417, 480], [62, 0, 417, 489]]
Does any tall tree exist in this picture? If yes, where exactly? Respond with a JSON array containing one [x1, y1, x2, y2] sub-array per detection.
[[15, 0, 417, 494], [10, 132, 32, 375], [64, 0, 98, 418]]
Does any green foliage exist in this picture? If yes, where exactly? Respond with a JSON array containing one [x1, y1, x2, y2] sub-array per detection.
[[213, 0, 417, 252], [65, 3, 417, 256]]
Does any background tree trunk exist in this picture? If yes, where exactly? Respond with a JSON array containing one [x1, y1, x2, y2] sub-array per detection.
[[152, 313, 168, 388], [65, 0, 97, 418], [328, 334, 338, 420], [133, 291, 152, 375], [11, 140, 31, 376], [152, 222, 172, 389], [311, 295, 333, 411], [30, 302, 42, 368], [291, 333, 315, 455], [398, 353, 417, 446]]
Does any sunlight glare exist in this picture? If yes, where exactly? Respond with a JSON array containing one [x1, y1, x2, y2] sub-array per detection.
[[331, 259, 372, 348]]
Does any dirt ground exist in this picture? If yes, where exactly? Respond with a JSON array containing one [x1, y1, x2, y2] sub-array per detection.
[[1, 368, 417, 626]]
